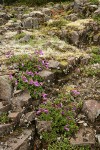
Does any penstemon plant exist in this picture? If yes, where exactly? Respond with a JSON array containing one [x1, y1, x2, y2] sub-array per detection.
[[9, 50, 48, 99]]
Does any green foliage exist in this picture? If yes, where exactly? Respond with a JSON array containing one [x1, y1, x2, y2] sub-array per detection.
[[15, 32, 26, 40], [48, 20, 69, 28], [90, 0, 99, 4], [37, 93, 79, 143], [83, 47, 100, 77], [93, 15, 100, 23], [90, 47, 100, 64], [0, 113, 9, 124], [48, 137, 90, 150]]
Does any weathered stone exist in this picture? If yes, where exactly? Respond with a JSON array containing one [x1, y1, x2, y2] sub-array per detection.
[[94, 7, 100, 15], [53, 4, 64, 10], [8, 112, 21, 123], [93, 33, 100, 43], [96, 134, 100, 145], [74, 0, 88, 12], [23, 17, 39, 29], [23, 17, 33, 29], [70, 127, 95, 145], [36, 120, 52, 133], [0, 102, 11, 115], [80, 55, 91, 65], [82, 100, 100, 122], [70, 31, 79, 45], [0, 76, 13, 102], [20, 111, 36, 126], [42, 8, 52, 17], [0, 12, 10, 20], [19, 35, 31, 43], [39, 70, 54, 81], [0, 129, 34, 150], [11, 91, 31, 111], [30, 11, 44, 18], [32, 17, 40, 29], [65, 13, 78, 21], [48, 60, 60, 69], [0, 123, 14, 137]]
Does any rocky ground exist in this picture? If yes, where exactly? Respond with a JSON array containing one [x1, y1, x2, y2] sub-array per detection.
[[0, 0, 100, 150]]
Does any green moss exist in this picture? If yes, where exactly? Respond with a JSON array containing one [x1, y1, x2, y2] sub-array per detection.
[[15, 32, 26, 40], [90, 0, 99, 4], [93, 14, 100, 23], [48, 137, 90, 150], [90, 47, 100, 64], [48, 19, 69, 28], [0, 113, 9, 124]]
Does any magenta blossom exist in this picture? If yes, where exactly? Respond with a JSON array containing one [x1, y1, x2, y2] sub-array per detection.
[[36, 110, 42, 115], [42, 93, 47, 100], [15, 80, 18, 86], [37, 66, 42, 70], [64, 127, 69, 131], [71, 89, 80, 96], [33, 81, 40, 87], [22, 76, 28, 83], [43, 109, 49, 114], [64, 125, 69, 131], [22, 63, 24, 67], [9, 74, 13, 80], [5, 51, 13, 58], [29, 79, 34, 85], [35, 50, 44, 55], [39, 50, 44, 55], [26, 70, 34, 76]]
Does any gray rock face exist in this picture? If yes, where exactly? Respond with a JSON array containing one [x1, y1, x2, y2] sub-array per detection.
[[36, 120, 52, 133], [70, 31, 79, 45], [48, 60, 60, 69], [23, 17, 33, 29], [0, 76, 13, 102], [82, 100, 100, 122], [74, 0, 88, 12], [70, 127, 95, 145], [94, 7, 100, 15], [65, 13, 78, 21], [23, 17, 39, 29]]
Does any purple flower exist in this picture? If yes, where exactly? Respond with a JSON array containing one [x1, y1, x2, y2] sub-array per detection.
[[33, 81, 40, 87], [37, 66, 42, 70], [22, 76, 28, 83], [62, 111, 64, 115], [35, 50, 44, 55], [15, 80, 18, 86], [40, 82, 43, 86], [36, 110, 42, 115], [64, 127, 69, 131], [26, 70, 34, 76], [43, 109, 49, 114], [35, 72, 39, 75], [39, 50, 44, 55], [42, 60, 45, 65], [29, 79, 34, 85], [9, 74, 13, 80], [42, 93, 47, 100], [22, 63, 24, 67], [45, 61, 49, 68], [71, 90, 80, 96], [5, 51, 13, 58]]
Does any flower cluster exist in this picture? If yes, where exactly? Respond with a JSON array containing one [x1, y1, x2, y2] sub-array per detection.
[[70, 89, 80, 97], [36, 108, 49, 115], [9, 50, 48, 99]]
